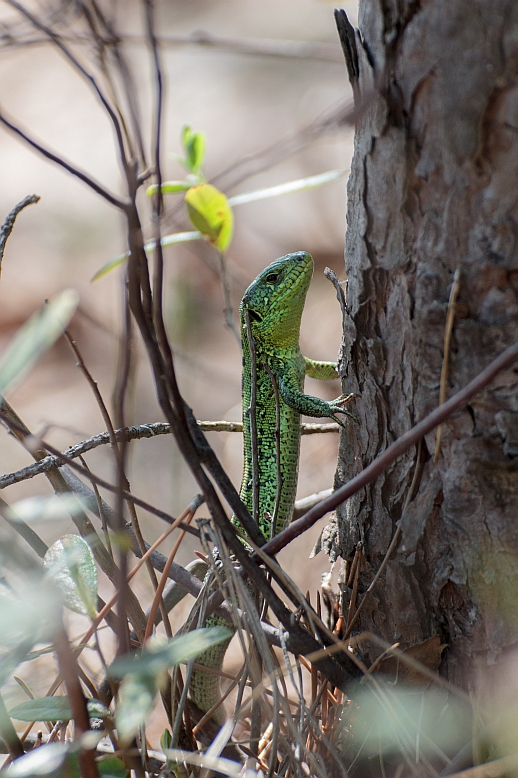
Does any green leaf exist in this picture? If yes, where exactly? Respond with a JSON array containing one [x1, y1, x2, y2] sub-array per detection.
[[91, 231, 201, 281], [5, 743, 69, 778], [0, 582, 61, 686], [9, 697, 109, 724], [115, 673, 156, 745], [10, 496, 86, 525], [96, 757, 128, 778], [146, 180, 192, 196], [227, 169, 347, 207], [9, 696, 71, 722], [0, 289, 78, 396], [43, 535, 98, 617], [160, 728, 172, 754], [185, 184, 233, 252], [108, 626, 231, 679], [181, 126, 205, 173]]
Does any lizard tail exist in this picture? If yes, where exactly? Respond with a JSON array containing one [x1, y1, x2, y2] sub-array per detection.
[[188, 613, 234, 725]]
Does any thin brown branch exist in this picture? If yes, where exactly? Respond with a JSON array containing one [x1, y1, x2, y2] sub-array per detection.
[[0, 107, 127, 210], [0, 194, 39, 268], [264, 364, 283, 537], [244, 309, 260, 524], [434, 266, 462, 464], [258, 339, 518, 557], [0, 691, 25, 760], [5, 0, 131, 182], [1, 29, 344, 63], [53, 627, 99, 778]]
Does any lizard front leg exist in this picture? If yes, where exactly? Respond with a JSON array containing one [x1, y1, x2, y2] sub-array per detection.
[[278, 365, 355, 425]]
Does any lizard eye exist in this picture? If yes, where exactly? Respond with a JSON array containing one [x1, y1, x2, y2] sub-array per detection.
[[265, 273, 279, 283]]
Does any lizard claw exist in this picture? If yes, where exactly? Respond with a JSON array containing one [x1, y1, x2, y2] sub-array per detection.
[[330, 392, 358, 425]]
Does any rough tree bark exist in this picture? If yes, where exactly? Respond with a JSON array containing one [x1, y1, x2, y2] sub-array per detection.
[[323, 0, 518, 691]]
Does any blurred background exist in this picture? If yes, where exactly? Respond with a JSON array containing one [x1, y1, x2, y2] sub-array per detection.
[[0, 0, 357, 696]]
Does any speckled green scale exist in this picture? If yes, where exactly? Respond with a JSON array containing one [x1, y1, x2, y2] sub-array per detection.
[[189, 251, 344, 723]]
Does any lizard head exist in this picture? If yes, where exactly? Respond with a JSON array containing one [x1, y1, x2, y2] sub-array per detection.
[[240, 251, 313, 348]]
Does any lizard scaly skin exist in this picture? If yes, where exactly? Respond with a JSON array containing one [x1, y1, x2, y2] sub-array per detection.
[[189, 251, 353, 721]]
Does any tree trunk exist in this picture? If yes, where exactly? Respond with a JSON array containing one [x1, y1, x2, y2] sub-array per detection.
[[323, 0, 518, 692]]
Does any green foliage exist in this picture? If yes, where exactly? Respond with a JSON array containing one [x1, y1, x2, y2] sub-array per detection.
[[94, 128, 344, 280], [180, 125, 206, 175], [0, 583, 61, 687], [0, 289, 78, 396], [43, 535, 98, 618], [5, 743, 69, 778], [108, 627, 231, 679], [185, 184, 234, 252], [8, 697, 110, 723], [5, 746, 128, 778]]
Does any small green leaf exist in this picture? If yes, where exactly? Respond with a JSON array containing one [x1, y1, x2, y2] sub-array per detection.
[[9, 696, 71, 722], [108, 626, 231, 679], [181, 126, 205, 173], [146, 180, 192, 196], [5, 743, 69, 778], [96, 757, 128, 778], [0, 290, 79, 396], [185, 184, 233, 252], [115, 673, 156, 744], [227, 169, 347, 207], [43, 535, 98, 617], [160, 728, 172, 753]]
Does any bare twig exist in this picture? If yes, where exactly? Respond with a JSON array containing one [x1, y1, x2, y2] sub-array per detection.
[[0, 107, 127, 210], [434, 266, 462, 464], [244, 309, 260, 525], [258, 339, 518, 558], [0, 194, 39, 268], [264, 363, 283, 537], [5, 0, 131, 182]]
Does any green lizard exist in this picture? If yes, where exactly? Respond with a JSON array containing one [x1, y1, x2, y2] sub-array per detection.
[[189, 250, 353, 721]]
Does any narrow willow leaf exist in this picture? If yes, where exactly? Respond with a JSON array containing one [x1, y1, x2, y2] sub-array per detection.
[[91, 231, 201, 281], [160, 728, 172, 753], [9, 696, 71, 722], [185, 184, 233, 252], [108, 626, 231, 679], [115, 674, 156, 744], [227, 168, 347, 207], [0, 290, 79, 396], [10, 696, 109, 724], [43, 535, 97, 617], [5, 743, 69, 778], [10, 495, 85, 524]]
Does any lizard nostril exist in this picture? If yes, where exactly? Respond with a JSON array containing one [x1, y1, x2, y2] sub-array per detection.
[[295, 251, 307, 261]]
